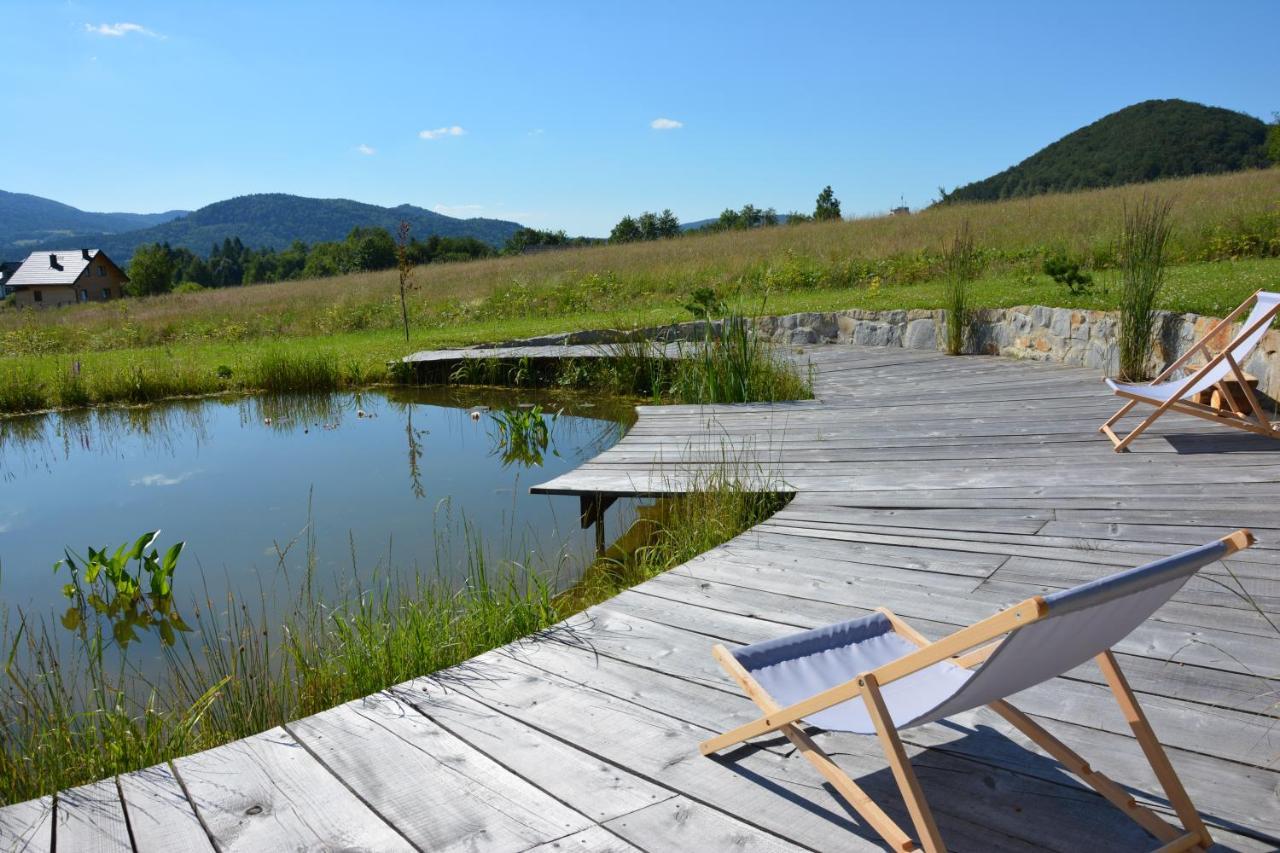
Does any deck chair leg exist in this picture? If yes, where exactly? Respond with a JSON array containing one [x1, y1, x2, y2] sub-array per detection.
[[988, 700, 1187, 846], [861, 673, 946, 853], [1100, 399, 1139, 448], [708, 646, 917, 852], [1096, 652, 1213, 850]]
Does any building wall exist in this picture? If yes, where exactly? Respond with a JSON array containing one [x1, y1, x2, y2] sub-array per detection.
[[11, 260, 127, 308]]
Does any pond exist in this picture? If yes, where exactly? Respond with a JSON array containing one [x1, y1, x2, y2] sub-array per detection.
[[0, 387, 636, 648]]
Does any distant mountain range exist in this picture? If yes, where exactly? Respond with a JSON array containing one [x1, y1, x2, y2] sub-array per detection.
[[0, 190, 189, 253], [0, 192, 524, 261], [942, 99, 1270, 204]]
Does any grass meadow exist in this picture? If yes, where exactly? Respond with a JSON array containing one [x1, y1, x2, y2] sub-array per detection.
[[1, 168, 1278, 414]]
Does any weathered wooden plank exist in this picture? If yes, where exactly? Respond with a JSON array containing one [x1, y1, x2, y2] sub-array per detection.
[[522, 826, 640, 852], [53, 779, 130, 853], [505, 629, 1280, 843], [117, 763, 213, 852], [0, 796, 52, 853], [405, 684, 673, 823], [287, 695, 592, 852], [603, 796, 809, 851], [173, 726, 413, 852]]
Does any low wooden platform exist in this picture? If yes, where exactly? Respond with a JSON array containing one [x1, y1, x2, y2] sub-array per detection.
[[4, 346, 1278, 852]]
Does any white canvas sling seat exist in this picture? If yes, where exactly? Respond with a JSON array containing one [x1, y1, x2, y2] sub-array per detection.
[[1101, 290, 1280, 451], [700, 530, 1256, 853]]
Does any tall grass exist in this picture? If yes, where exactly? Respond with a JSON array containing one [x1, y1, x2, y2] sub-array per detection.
[[1, 170, 1277, 361], [1117, 197, 1174, 381], [0, 470, 789, 804], [433, 308, 814, 404], [942, 222, 980, 355], [248, 349, 342, 393]]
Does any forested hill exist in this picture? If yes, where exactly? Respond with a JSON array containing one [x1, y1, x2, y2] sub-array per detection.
[[942, 100, 1270, 204], [0, 190, 187, 255], [4, 193, 524, 261]]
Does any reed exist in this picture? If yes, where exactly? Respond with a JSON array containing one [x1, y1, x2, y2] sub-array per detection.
[[941, 222, 979, 355], [1117, 197, 1175, 381]]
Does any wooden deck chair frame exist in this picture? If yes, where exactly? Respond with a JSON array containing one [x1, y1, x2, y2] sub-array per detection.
[[1101, 289, 1280, 452], [698, 531, 1256, 852]]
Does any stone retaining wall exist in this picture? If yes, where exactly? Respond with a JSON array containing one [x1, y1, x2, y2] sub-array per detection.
[[496, 305, 1280, 401], [753, 306, 1280, 401]]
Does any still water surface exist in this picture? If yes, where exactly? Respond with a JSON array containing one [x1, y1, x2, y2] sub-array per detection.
[[0, 387, 634, 623]]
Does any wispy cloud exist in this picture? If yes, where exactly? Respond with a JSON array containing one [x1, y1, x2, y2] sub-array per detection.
[[355, 143, 376, 156], [131, 471, 198, 488], [85, 22, 163, 38], [650, 117, 683, 130], [419, 125, 466, 140], [528, 128, 545, 137]]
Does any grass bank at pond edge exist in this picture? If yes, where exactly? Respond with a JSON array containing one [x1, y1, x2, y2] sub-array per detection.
[[0, 472, 789, 804], [2, 254, 1275, 416]]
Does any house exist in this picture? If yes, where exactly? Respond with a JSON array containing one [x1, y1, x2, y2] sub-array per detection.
[[0, 260, 21, 297], [5, 249, 129, 307]]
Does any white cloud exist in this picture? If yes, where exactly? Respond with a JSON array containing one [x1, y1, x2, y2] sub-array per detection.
[[528, 128, 545, 136], [650, 117, 683, 130], [355, 144, 376, 156], [419, 125, 466, 140], [85, 22, 162, 38], [131, 471, 197, 488]]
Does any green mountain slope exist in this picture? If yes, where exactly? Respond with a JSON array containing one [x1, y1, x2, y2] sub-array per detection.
[[3, 193, 524, 261], [943, 99, 1269, 204], [0, 190, 187, 255]]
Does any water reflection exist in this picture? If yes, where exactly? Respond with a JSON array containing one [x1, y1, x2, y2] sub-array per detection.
[[0, 387, 634, 626]]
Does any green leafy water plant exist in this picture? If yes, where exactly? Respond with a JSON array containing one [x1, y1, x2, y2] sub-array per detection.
[[55, 531, 190, 648]]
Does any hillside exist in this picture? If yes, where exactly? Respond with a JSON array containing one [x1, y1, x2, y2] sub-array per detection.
[[2, 193, 525, 262], [943, 99, 1270, 204], [0, 190, 187, 256]]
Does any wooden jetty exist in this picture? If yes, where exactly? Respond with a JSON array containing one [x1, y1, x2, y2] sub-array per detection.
[[3, 345, 1278, 851]]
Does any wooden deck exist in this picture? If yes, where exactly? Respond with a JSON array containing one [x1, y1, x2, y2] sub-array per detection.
[[3, 346, 1278, 852]]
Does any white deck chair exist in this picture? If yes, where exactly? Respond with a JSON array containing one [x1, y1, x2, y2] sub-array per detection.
[[700, 530, 1256, 853], [1101, 290, 1280, 451]]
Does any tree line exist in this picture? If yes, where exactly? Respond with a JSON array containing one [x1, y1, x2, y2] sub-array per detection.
[[123, 186, 845, 296], [126, 228, 497, 296], [608, 186, 841, 244]]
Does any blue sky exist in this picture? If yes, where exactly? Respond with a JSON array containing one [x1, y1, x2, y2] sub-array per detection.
[[1, 1, 1276, 235]]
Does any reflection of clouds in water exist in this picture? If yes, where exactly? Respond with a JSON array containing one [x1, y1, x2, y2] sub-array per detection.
[[130, 470, 199, 487], [0, 507, 23, 533]]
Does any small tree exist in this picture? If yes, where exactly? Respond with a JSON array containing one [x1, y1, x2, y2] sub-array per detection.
[[125, 244, 175, 297], [610, 215, 642, 243], [941, 222, 979, 355], [1267, 112, 1280, 165], [657, 209, 681, 238], [394, 220, 415, 344], [814, 185, 842, 221]]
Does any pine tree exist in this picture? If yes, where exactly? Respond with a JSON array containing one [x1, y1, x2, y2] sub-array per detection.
[[814, 186, 841, 221]]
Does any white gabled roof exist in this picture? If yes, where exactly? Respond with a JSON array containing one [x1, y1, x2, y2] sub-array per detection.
[[7, 249, 102, 288]]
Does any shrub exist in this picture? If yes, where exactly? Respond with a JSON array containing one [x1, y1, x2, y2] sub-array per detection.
[[942, 222, 979, 355], [1117, 197, 1174, 381], [172, 282, 206, 294], [1043, 251, 1093, 295]]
